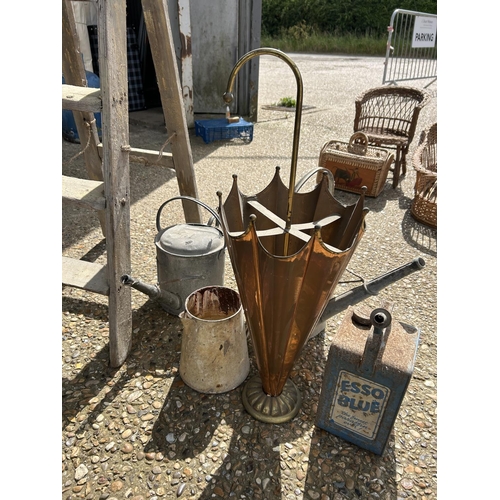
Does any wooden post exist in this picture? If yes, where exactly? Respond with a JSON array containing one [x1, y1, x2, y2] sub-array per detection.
[[178, 0, 194, 128], [238, 0, 262, 122]]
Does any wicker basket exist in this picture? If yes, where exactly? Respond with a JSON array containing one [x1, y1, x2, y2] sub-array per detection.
[[411, 123, 437, 228], [317, 132, 394, 197]]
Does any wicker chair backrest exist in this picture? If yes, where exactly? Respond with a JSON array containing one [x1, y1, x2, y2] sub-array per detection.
[[414, 123, 437, 174], [354, 87, 428, 143]]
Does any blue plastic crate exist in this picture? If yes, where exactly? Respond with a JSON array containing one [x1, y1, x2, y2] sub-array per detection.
[[195, 118, 253, 144]]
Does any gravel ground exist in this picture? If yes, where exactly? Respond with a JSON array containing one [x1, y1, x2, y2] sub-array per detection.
[[62, 54, 437, 500]]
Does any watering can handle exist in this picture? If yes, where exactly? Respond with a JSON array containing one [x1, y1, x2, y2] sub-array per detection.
[[156, 196, 222, 233]]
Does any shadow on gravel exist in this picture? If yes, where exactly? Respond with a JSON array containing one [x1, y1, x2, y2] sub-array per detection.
[[304, 427, 398, 499], [392, 192, 437, 257], [61, 297, 183, 431], [327, 181, 405, 214], [62, 154, 179, 251], [140, 323, 286, 498], [144, 377, 283, 499], [399, 208, 437, 259]]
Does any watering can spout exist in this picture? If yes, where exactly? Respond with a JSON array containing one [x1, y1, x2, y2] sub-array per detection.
[[121, 274, 182, 313], [319, 257, 426, 325]]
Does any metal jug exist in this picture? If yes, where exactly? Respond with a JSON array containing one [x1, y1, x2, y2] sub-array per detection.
[[179, 285, 249, 394], [121, 196, 226, 316]]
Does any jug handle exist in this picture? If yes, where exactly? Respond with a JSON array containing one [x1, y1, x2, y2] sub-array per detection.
[[156, 196, 222, 233]]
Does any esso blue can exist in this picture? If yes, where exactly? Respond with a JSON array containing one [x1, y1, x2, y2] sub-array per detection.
[[316, 303, 420, 455]]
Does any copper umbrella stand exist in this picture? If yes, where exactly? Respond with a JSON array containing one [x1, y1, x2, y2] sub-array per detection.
[[218, 48, 369, 423]]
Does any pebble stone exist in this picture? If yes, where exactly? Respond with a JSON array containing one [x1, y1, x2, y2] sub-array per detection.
[[62, 55, 437, 500], [74, 464, 88, 481]]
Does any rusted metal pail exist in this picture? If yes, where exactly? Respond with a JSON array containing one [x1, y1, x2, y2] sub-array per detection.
[[179, 286, 249, 394]]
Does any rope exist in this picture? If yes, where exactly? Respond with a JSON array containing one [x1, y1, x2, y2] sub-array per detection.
[[158, 132, 177, 161], [127, 132, 177, 166], [64, 118, 97, 166]]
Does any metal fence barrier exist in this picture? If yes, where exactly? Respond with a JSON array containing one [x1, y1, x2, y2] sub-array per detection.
[[382, 9, 437, 87]]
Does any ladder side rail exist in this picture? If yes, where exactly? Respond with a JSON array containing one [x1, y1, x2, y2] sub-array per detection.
[[62, 0, 103, 177], [142, 0, 202, 223], [62, 0, 106, 233], [98, 0, 133, 367]]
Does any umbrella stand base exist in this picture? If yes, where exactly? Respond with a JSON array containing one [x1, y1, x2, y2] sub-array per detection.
[[242, 374, 302, 423]]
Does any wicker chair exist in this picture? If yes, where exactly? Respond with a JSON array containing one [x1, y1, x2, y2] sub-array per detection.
[[411, 122, 437, 228], [354, 86, 429, 188]]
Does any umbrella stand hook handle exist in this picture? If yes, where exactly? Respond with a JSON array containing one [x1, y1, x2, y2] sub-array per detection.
[[223, 48, 304, 256]]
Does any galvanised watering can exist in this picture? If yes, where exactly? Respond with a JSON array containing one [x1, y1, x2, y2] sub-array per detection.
[[121, 196, 225, 316]]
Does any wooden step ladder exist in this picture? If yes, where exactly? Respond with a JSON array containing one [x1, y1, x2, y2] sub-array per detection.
[[62, 0, 201, 368]]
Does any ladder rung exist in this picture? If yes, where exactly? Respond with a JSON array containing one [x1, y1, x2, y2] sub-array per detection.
[[62, 175, 106, 211], [130, 146, 175, 168], [62, 84, 102, 113], [62, 256, 109, 295], [97, 144, 174, 169]]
